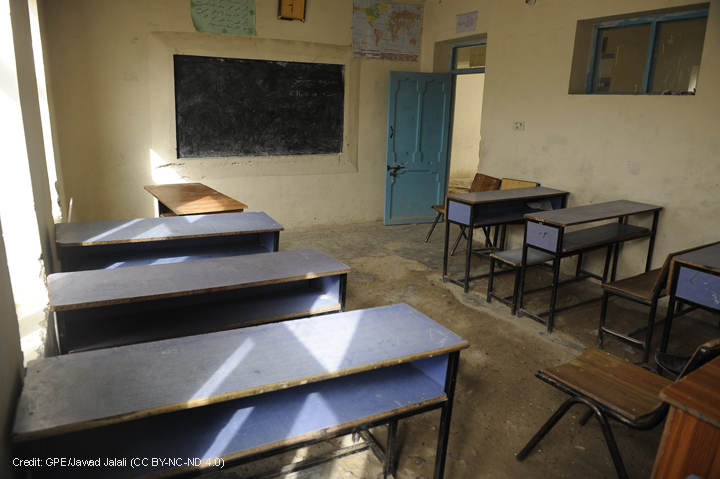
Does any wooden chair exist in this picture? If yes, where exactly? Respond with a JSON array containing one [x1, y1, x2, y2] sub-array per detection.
[[517, 339, 720, 479], [424, 173, 501, 245], [499, 178, 539, 190], [596, 243, 720, 363]]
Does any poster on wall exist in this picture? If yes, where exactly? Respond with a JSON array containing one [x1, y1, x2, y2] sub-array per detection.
[[190, 0, 256, 36], [352, 0, 421, 61]]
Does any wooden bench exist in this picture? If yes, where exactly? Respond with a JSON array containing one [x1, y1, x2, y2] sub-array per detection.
[[48, 248, 350, 354], [144, 183, 248, 216], [55, 212, 283, 272], [13, 304, 469, 479]]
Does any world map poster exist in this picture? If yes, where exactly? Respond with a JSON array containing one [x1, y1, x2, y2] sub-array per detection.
[[352, 1, 422, 61]]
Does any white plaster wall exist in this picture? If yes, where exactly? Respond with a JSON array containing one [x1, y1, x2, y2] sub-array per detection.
[[449, 73, 484, 180], [39, 0, 423, 227], [425, 0, 720, 277]]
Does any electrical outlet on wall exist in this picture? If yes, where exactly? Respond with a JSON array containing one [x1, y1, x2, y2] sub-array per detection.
[[513, 121, 525, 131]]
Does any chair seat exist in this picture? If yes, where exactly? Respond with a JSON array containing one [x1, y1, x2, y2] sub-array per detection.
[[431, 204, 445, 214], [541, 348, 672, 421], [601, 268, 664, 302]]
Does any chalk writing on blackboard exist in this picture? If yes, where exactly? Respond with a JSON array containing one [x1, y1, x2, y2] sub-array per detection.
[[190, 0, 256, 36]]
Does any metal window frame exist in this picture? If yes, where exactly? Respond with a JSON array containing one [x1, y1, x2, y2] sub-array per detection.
[[585, 9, 708, 94], [450, 40, 487, 76]]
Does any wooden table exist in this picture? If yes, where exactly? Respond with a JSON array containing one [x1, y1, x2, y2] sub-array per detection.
[[144, 183, 248, 216], [13, 304, 469, 479], [652, 355, 720, 479], [519, 200, 662, 332], [55, 212, 283, 272], [442, 186, 570, 292], [660, 241, 720, 354], [48, 248, 350, 354]]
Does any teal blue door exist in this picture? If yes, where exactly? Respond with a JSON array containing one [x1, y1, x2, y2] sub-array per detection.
[[384, 72, 452, 225]]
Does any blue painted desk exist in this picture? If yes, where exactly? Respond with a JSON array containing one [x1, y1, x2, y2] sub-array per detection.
[[13, 304, 469, 479], [55, 212, 283, 272], [660, 241, 720, 353], [442, 187, 569, 292], [519, 200, 662, 332], [48, 248, 349, 354]]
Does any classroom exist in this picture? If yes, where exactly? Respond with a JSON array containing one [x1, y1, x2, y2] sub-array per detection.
[[2, 0, 719, 478]]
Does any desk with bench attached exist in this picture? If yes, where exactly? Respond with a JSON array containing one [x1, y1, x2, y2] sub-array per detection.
[[518, 200, 662, 332], [48, 248, 349, 354], [55, 212, 283, 272], [13, 304, 469, 479]]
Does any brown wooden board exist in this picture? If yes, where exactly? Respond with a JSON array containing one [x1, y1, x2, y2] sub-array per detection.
[[447, 186, 568, 205], [661, 355, 720, 429], [524, 200, 662, 227], [144, 183, 247, 215], [13, 304, 469, 442], [55, 212, 282, 247], [561, 223, 649, 252], [48, 248, 350, 312], [543, 347, 672, 421]]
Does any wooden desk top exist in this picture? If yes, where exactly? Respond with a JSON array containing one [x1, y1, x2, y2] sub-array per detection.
[[660, 355, 720, 429], [672, 242, 720, 274], [144, 183, 248, 215], [55, 212, 282, 247], [13, 304, 469, 442], [447, 186, 568, 205], [525, 200, 662, 227], [48, 248, 350, 312]]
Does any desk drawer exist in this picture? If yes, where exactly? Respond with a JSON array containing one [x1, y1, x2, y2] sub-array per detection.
[[676, 267, 720, 311]]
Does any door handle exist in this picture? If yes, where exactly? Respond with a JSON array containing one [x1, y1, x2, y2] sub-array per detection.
[[387, 165, 405, 177], [390, 126, 394, 138]]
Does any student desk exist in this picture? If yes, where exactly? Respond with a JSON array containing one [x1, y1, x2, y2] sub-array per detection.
[[144, 183, 248, 216], [519, 200, 662, 332], [442, 186, 570, 292], [48, 248, 349, 354], [660, 242, 720, 354], [13, 304, 469, 479], [55, 212, 282, 272], [652, 355, 720, 479]]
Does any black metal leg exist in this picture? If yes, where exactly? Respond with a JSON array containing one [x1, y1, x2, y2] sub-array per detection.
[[602, 245, 614, 283], [546, 229, 565, 333], [517, 398, 576, 461], [575, 253, 584, 277], [511, 265, 522, 315], [578, 408, 594, 426], [383, 421, 398, 479], [499, 224, 507, 251], [487, 258, 496, 303], [433, 352, 460, 479], [642, 300, 659, 364], [597, 290, 610, 349], [442, 210, 451, 282], [646, 211, 660, 272], [425, 211, 444, 243], [463, 225, 474, 293], [450, 227, 467, 256], [660, 297, 677, 354], [517, 234, 530, 316]]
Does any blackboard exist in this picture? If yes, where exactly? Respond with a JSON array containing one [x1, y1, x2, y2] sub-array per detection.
[[174, 55, 345, 158]]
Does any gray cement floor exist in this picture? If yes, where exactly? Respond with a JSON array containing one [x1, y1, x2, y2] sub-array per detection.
[[210, 221, 719, 479]]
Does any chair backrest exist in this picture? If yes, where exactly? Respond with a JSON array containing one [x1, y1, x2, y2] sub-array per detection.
[[678, 338, 720, 379], [469, 173, 502, 193], [500, 178, 540, 190]]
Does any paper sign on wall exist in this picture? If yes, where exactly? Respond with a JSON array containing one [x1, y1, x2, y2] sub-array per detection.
[[190, 0, 256, 36], [456, 11, 477, 34]]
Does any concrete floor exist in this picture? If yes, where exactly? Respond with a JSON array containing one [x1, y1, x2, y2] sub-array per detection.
[[210, 221, 719, 479]]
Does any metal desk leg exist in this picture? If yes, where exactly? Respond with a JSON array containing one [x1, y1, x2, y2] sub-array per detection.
[[442, 204, 451, 282], [646, 210, 660, 272], [383, 421, 398, 479], [433, 351, 460, 479], [546, 228, 566, 333]]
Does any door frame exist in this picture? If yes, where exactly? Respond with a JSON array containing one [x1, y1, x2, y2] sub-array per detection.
[[445, 39, 487, 198]]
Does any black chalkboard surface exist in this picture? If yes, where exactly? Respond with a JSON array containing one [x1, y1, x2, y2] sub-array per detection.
[[174, 55, 345, 158]]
